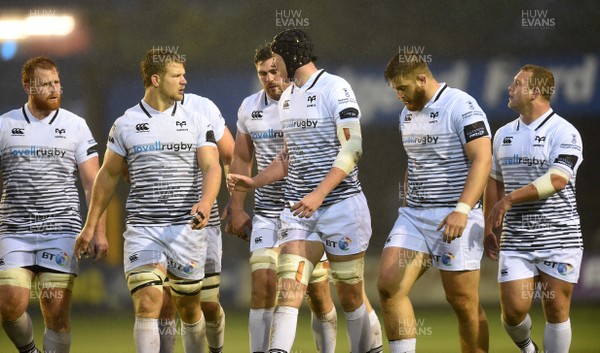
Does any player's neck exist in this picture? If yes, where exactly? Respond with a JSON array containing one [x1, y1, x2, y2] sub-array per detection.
[[292, 63, 318, 88], [520, 102, 551, 125], [143, 91, 175, 113], [26, 100, 55, 120], [424, 80, 441, 103]]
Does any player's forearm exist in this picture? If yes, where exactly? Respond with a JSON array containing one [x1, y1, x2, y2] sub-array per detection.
[[84, 172, 120, 230], [227, 157, 252, 208], [200, 163, 222, 209], [459, 156, 492, 207], [252, 152, 287, 189], [483, 177, 502, 234], [312, 167, 347, 199], [506, 183, 540, 205]]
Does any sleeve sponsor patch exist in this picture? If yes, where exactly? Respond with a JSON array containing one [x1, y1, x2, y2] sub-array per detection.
[[86, 145, 98, 156], [206, 130, 216, 143], [553, 154, 578, 170], [339, 108, 359, 120], [463, 121, 489, 142]]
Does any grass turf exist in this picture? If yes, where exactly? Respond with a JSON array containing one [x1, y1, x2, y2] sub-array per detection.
[[1, 303, 599, 352]]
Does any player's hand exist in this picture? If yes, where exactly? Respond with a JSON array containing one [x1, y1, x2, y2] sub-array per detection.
[[484, 232, 500, 261], [437, 211, 468, 243], [291, 191, 325, 218], [90, 233, 109, 262], [489, 195, 512, 228], [190, 202, 211, 229], [221, 203, 252, 241], [74, 228, 95, 260], [226, 174, 256, 193]]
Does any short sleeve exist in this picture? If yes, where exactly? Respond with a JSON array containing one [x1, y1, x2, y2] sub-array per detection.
[[452, 97, 490, 145], [74, 119, 98, 164], [329, 79, 361, 125], [490, 128, 504, 181], [549, 124, 583, 178], [236, 100, 249, 134], [107, 120, 127, 157]]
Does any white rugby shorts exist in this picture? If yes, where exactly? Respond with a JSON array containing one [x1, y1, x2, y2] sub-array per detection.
[[385, 206, 484, 271], [279, 192, 371, 256], [123, 224, 207, 280], [498, 248, 582, 283], [0, 233, 77, 274]]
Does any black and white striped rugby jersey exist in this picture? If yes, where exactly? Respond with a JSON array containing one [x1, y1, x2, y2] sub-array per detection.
[[491, 109, 583, 250], [108, 100, 216, 226], [0, 105, 98, 235], [237, 89, 286, 218], [399, 83, 491, 208], [278, 70, 362, 207]]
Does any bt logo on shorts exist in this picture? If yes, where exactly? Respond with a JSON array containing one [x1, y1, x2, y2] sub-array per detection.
[[432, 252, 454, 266], [544, 261, 573, 276], [254, 236, 263, 244], [338, 237, 352, 251], [325, 236, 352, 251], [42, 251, 68, 266], [183, 262, 196, 274]]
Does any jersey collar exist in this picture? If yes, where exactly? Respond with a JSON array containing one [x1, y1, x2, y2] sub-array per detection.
[[139, 99, 178, 118], [424, 83, 448, 109], [21, 104, 59, 124], [517, 108, 554, 131], [291, 69, 325, 93]]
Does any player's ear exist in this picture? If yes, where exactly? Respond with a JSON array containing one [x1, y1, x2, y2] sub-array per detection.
[[151, 74, 160, 87], [416, 73, 427, 86], [530, 86, 541, 101]]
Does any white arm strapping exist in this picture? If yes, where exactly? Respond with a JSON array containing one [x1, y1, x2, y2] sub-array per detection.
[[532, 167, 570, 199], [332, 121, 363, 174]]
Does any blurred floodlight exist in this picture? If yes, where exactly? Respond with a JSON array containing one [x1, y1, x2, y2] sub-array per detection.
[[0, 15, 75, 41]]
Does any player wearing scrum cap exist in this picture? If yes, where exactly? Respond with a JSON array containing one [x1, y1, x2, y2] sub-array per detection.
[[76, 49, 221, 353], [227, 29, 382, 353], [484, 65, 583, 353], [0, 56, 107, 353], [223, 42, 341, 353], [379, 52, 491, 353]]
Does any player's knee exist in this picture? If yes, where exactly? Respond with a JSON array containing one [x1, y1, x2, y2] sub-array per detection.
[[200, 273, 220, 303], [330, 258, 364, 286], [309, 260, 330, 284], [126, 266, 165, 295], [250, 248, 278, 272], [277, 254, 315, 287], [445, 292, 476, 317], [169, 278, 202, 297]]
